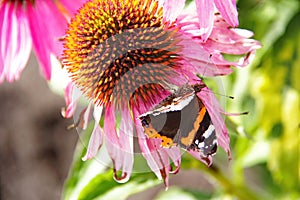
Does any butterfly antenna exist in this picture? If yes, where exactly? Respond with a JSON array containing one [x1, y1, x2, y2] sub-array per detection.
[[213, 92, 235, 99]]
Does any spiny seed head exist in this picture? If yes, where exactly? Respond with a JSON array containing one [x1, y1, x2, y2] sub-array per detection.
[[63, 0, 182, 107]]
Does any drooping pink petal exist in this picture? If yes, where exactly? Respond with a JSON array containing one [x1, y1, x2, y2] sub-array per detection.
[[188, 150, 213, 166], [10, 4, 32, 81], [104, 106, 120, 165], [61, 82, 81, 118], [164, 147, 181, 174], [175, 13, 261, 72], [157, 149, 171, 189], [0, 3, 3, 75], [0, 2, 13, 80], [26, 3, 50, 79], [104, 105, 133, 183], [26, 0, 67, 80], [143, 138, 172, 188], [0, 2, 32, 83], [214, 0, 239, 27], [82, 124, 103, 161], [209, 17, 253, 42], [206, 38, 261, 68], [117, 104, 134, 181], [133, 112, 162, 179], [76, 102, 93, 130], [195, 0, 214, 41], [133, 108, 172, 188], [206, 38, 261, 55], [209, 49, 258, 68], [203, 17, 261, 67], [174, 15, 234, 76], [82, 106, 104, 161], [37, 0, 67, 56], [180, 58, 233, 77], [178, 34, 212, 63], [159, 0, 186, 24]]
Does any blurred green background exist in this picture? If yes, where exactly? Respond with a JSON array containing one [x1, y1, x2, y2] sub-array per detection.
[[63, 0, 300, 199]]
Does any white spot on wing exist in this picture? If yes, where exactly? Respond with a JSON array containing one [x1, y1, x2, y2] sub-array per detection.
[[198, 143, 204, 148], [203, 124, 215, 138]]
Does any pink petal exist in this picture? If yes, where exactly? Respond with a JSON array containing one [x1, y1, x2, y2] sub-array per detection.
[[174, 15, 235, 76], [82, 105, 104, 161], [26, 4, 50, 79], [104, 105, 133, 183], [62, 82, 80, 118], [188, 150, 213, 166], [165, 147, 181, 174], [195, 0, 214, 41], [160, 0, 186, 24], [205, 38, 261, 55], [35, 0, 67, 55], [175, 14, 208, 38], [158, 150, 171, 189], [117, 105, 134, 179], [133, 111, 163, 179], [144, 139, 171, 188], [209, 49, 258, 67], [0, 2, 32, 83], [180, 58, 233, 76], [133, 108, 172, 188], [104, 106, 120, 166], [93, 105, 103, 122], [203, 17, 261, 67], [208, 16, 256, 44], [76, 102, 93, 130], [174, 31, 233, 76], [0, 3, 3, 75], [82, 123, 103, 161], [178, 34, 212, 63], [214, 0, 239, 27], [26, 0, 67, 80], [177, 14, 261, 69]]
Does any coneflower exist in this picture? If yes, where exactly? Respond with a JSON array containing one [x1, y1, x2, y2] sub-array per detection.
[[62, 0, 261, 187]]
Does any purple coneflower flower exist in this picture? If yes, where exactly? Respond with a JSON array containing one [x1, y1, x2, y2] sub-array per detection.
[[62, 0, 260, 187], [0, 0, 83, 83]]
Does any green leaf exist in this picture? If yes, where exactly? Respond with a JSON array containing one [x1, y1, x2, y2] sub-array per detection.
[[79, 171, 160, 200]]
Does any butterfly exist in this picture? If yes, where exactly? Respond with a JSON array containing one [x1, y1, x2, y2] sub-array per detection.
[[139, 83, 217, 156]]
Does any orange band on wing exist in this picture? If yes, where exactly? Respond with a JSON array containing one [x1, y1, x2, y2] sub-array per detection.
[[180, 106, 206, 146], [143, 126, 175, 148]]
